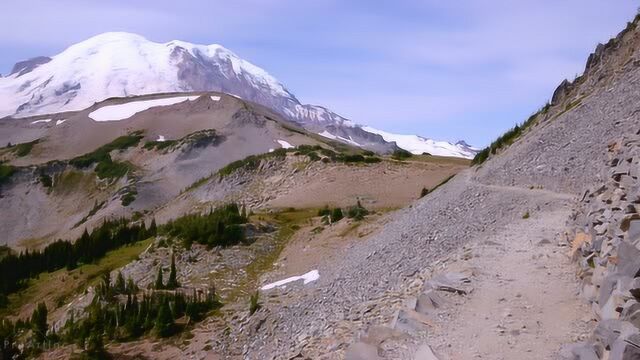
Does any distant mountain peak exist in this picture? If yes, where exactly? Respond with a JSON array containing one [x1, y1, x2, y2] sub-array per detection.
[[0, 32, 476, 158]]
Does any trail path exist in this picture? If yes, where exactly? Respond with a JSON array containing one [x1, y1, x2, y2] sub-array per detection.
[[341, 175, 592, 359], [424, 179, 591, 359]]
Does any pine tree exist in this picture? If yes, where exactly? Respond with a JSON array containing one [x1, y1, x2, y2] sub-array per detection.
[[115, 271, 126, 294], [154, 298, 175, 337], [149, 218, 157, 236], [126, 277, 138, 295], [166, 253, 179, 290], [31, 302, 48, 343], [154, 266, 164, 290], [84, 333, 108, 359]]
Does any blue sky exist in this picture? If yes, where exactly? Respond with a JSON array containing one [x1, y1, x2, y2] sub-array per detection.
[[0, 1, 637, 146]]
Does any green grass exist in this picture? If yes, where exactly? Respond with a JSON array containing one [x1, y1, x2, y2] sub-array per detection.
[[143, 140, 178, 151], [70, 132, 143, 168], [13, 139, 39, 157], [94, 159, 132, 179], [218, 148, 289, 177]]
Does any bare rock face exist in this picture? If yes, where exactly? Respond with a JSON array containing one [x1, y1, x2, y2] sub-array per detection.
[[9, 56, 51, 77]]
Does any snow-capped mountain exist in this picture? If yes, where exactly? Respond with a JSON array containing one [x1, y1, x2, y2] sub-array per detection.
[[0, 32, 476, 158], [362, 126, 478, 158]]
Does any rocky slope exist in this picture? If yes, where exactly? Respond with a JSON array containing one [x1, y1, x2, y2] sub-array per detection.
[[565, 133, 640, 359], [0, 92, 335, 249], [0, 32, 476, 157]]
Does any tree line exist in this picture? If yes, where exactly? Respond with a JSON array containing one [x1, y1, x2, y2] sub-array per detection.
[[0, 218, 157, 306]]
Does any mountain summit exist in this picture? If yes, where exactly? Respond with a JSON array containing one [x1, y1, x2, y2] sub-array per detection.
[[0, 32, 476, 157]]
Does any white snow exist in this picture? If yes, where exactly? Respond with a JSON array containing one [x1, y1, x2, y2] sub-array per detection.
[[276, 139, 294, 149], [56, 119, 66, 125], [318, 130, 337, 140], [317, 131, 361, 146], [0, 32, 290, 118], [362, 126, 476, 159], [261, 270, 320, 290], [157, 135, 166, 142], [88, 96, 198, 121], [31, 119, 51, 124], [268, 148, 275, 153], [210, 95, 221, 101]]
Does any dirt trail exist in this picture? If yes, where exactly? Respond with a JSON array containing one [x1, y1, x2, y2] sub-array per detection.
[[427, 181, 591, 359]]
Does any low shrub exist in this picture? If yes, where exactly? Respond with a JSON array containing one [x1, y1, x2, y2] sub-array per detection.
[[39, 172, 52, 188], [330, 208, 344, 223], [346, 200, 369, 221], [391, 149, 413, 160], [0, 163, 15, 185], [13, 139, 39, 157], [249, 291, 261, 315]]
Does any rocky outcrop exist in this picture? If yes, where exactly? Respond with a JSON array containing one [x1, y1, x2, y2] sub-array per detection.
[[567, 134, 640, 359], [9, 56, 51, 77]]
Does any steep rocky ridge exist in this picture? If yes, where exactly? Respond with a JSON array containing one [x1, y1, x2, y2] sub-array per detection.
[[474, 15, 640, 194]]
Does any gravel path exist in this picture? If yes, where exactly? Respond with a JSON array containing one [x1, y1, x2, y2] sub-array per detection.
[[427, 206, 591, 359]]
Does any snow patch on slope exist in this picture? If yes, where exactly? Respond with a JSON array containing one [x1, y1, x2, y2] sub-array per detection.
[[318, 131, 337, 140], [276, 139, 294, 149], [261, 270, 320, 290], [31, 119, 51, 124], [362, 126, 476, 159], [88, 96, 198, 121]]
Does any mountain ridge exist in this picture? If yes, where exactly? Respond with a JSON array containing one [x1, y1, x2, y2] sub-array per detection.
[[0, 32, 476, 158]]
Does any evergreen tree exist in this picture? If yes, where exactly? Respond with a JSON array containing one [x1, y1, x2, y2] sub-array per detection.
[[154, 266, 164, 290], [166, 253, 179, 290], [115, 272, 126, 294], [149, 218, 157, 236], [330, 208, 343, 223], [31, 302, 48, 343], [126, 277, 138, 295], [84, 333, 109, 359], [154, 298, 175, 337]]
